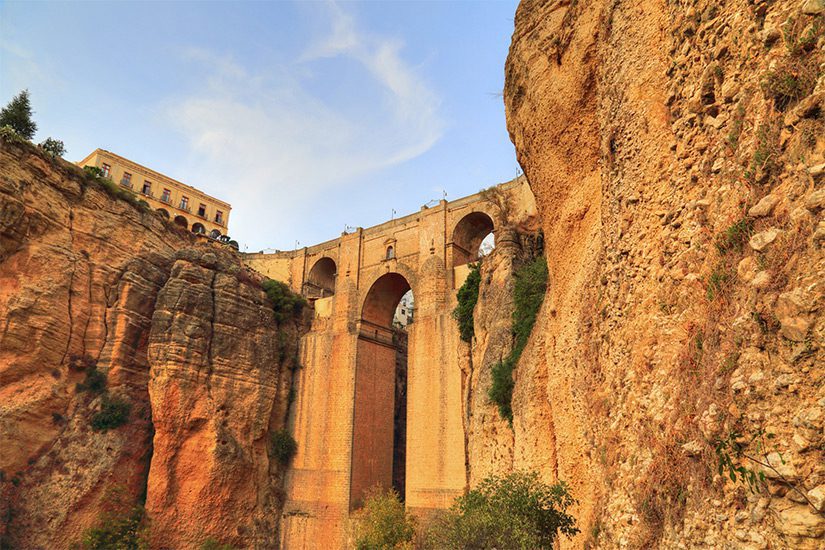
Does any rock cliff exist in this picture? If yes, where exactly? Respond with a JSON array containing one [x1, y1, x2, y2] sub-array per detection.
[[504, 0, 824, 547], [0, 138, 300, 549]]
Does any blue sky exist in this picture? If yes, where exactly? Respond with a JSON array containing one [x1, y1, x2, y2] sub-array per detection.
[[1, 1, 520, 251]]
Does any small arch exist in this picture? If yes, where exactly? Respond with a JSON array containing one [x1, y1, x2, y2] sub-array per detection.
[[192, 222, 206, 234], [173, 215, 188, 228], [451, 211, 494, 267], [156, 208, 170, 219], [306, 257, 337, 298], [386, 245, 395, 260], [209, 229, 222, 239]]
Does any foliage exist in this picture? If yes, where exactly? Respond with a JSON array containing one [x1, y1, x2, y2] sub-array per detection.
[[489, 256, 548, 422], [746, 119, 781, 182], [715, 218, 752, 255], [423, 472, 578, 549], [199, 538, 238, 550], [269, 428, 297, 465], [760, 58, 817, 111], [726, 102, 746, 151], [353, 488, 415, 550], [262, 279, 307, 323], [77, 486, 149, 550], [453, 262, 481, 342], [39, 137, 66, 158], [77, 365, 107, 395], [714, 431, 768, 494], [706, 266, 733, 302], [0, 89, 37, 140], [91, 395, 132, 431], [84, 165, 105, 178]]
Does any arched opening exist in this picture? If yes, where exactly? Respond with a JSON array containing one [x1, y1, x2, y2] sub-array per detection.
[[156, 208, 170, 219], [352, 273, 412, 508], [209, 229, 221, 239], [386, 245, 395, 260], [451, 211, 494, 266], [305, 257, 336, 299], [192, 222, 206, 234], [173, 215, 188, 228]]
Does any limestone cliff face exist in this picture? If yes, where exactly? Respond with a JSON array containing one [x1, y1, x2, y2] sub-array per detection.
[[505, 0, 824, 548], [0, 138, 299, 549]]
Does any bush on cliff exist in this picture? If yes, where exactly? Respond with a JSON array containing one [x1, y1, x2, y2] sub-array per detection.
[[200, 538, 238, 550], [453, 262, 481, 342], [262, 279, 307, 323], [353, 488, 415, 550], [91, 395, 132, 432], [422, 471, 578, 550], [76, 364, 107, 395], [270, 428, 297, 465], [76, 486, 149, 550], [489, 256, 548, 423]]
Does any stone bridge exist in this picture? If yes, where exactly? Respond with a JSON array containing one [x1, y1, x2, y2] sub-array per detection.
[[243, 177, 535, 548]]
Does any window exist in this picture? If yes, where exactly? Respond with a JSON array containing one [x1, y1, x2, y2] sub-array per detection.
[[179, 196, 189, 210], [120, 172, 132, 187], [215, 210, 224, 224], [142, 181, 152, 195], [386, 246, 395, 259], [197, 203, 206, 217], [161, 188, 171, 203], [101, 163, 110, 177]]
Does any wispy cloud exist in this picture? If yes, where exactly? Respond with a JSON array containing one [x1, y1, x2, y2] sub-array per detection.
[[165, 3, 444, 250]]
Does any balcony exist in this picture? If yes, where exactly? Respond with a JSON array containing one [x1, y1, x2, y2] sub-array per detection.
[[160, 195, 172, 204], [141, 189, 153, 198], [119, 180, 133, 190], [179, 204, 191, 213]]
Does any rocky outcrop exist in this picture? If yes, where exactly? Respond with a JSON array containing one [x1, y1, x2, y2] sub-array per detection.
[[0, 138, 299, 549], [505, 0, 824, 547]]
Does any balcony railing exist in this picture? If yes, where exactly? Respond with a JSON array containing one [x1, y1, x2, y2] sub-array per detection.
[[141, 189, 153, 198], [120, 180, 133, 189], [160, 195, 172, 204], [179, 204, 191, 213], [197, 211, 207, 219]]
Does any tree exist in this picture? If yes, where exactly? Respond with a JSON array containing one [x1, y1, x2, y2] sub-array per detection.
[[0, 90, 37, 140], [39, 137, 65, 158], [423, 471, 578, 549]]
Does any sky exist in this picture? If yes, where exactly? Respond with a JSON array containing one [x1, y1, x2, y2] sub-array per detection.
[[0, 1, 521, 251]]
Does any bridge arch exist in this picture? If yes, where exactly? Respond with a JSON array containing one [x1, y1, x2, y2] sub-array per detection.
[[451, 210, 495, 266], [156, 208, 170, 219], [305, 256, 337, 298], [192, 222, 206, 234], [173, 215, 188, 228], [352, 271, 414, 508]]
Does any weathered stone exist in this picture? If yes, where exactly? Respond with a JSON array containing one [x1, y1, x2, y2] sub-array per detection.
[[805, 188, 825, 210], [800, 0, 825, 16], [748, 194, 779, 217], [749, 228, 781, 251], [762, 452, 798, 480], [808, 485, 825, 512], [774, 501, 825, 539]]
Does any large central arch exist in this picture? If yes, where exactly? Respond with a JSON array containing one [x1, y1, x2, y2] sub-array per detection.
[[351, 272, 412, 507]]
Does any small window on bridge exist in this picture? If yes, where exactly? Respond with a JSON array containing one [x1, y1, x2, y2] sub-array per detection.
[[386, 246, 395, 260]]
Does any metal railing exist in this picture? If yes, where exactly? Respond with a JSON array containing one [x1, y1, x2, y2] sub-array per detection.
[[160, 195, 172, 204]]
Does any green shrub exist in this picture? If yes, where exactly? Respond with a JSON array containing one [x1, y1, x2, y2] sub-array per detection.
[[91, 395, 131, 431], [423, 471, 578, 549], [262, 279, 307, 323], [489, 256, 548, 423], [199, 537, 238, 550], [453, 262, 481, 342], [78, 486, 148, 549], [39, 137, 65, 158], [77, 365, 107, 395], [353, 488, 415, 550], [715, 218, 752, 255], [270, 428, 297, 465], [706, 267, 733, 301], [761, 59, 817, 111]]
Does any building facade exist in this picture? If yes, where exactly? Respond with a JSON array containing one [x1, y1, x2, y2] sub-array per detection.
[[77, 149, 231, 238]]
